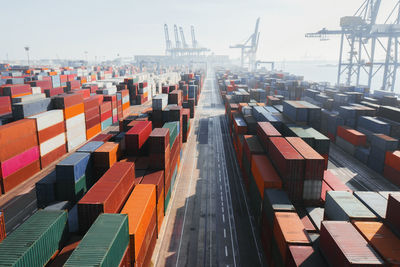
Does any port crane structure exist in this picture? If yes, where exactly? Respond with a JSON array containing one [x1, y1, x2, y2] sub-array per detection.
[[306, 0, 400, 92], [164, 24, 210, 57], [230, 18, 261, 71]]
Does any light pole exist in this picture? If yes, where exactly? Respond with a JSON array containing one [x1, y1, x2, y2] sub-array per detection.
[[24, 46, 30, 66]]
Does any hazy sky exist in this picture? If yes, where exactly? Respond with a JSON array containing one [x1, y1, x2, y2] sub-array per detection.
[[1, 0, 398, 61]]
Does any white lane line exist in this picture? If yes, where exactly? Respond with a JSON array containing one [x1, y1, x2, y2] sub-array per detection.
[[220, 185, 222, 190], [222, 206, 224, 213], [225, 246, 228, 257], [220, 195, 223, 201], [222, 214, 225, 223], [224, 228, 227, 238]]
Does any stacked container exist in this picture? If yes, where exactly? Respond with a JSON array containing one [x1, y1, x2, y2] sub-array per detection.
[[0, 119, 40, 193], [83, 96, 101, 140], [100, 101, 112, 131], [368, 134, 398, 173], [125, 121, 152, 156], [93, 141, 120, 178], [55, 152, 91, 202], [120, 184, 157, 266], [104, 95, 118, 123], [78, 161, 135, 233], [0, 210, 5, 242], [117, 89, 130, 118], [53, 93, 86, 151], [28, 110, 67, 168], [384, 150, 400, 186]]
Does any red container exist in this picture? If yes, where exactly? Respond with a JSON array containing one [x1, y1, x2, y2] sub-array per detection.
[[119, 246, 131, 267], [286, 245, 326, 267], [385, 150, 400, 172], [0, 84, 31, 97], [286, 137, 324, 180], [320, 221, 384, 266], [383, 165, 400, 187], [47, 235, 81, 267], [386, 194, 400, 234], [0, 96, 11, 116], [149, 145, 170, 171], [251, 155, 282, 198], [125, 121, 152, 154], [73, 89, 91, 99], [149, 128, 170, 154], [60, 75, 68, 84], [53, 93, 84, 108], [323, 170, 352, 192], [44, 87, 64, 97], [85, 107, 100, 122], [67, 80, 81, 90], [29, 80, 52, 90], [37, 121, 65, 144], [84, 96, 101, 111], [91, 133, 113, 142], [141, 170, 165, 236], [337, 126, 366, 146], [0, 210, 6, 242], [78, 161, 135, 233], [320, 180, 333, 202]]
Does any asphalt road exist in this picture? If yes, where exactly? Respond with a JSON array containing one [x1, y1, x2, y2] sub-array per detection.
[[152, 68, 266, 267]]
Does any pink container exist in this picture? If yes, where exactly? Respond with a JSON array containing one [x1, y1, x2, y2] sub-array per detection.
[[0, 146, 39, 178]]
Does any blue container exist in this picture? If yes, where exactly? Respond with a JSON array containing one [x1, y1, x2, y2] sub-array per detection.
[[354, 147, 370, 164], [56, 152, 91, 182], [370, 134, 398, 151], [77, 141, 104, 153], [35, 171, 57, 208], [358, 116, 390, 135], [101, 117, 113, 131]]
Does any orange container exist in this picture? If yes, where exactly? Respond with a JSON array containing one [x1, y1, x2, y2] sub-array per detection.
[[86, 124, 101, 140], [63, 103, 84, 120], [337, 126, 366, 146], [273, 212, 311, 263], [353, 221, 400, 266], [94, 142, 120, 168], [143, 91, 148, 98], [385, 151, 400, 172], [120, 184, 156, 263], [251, 154, 282, 198], [123, 102, 130, 111], [12, 92, 31, 98]]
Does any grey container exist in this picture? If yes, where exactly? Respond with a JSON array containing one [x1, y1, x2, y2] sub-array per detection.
[[0, 210, 68, 267], [353, 191, 387, 219], [306, 207, 324, 231], [262, 188, 295, 229], [12, 98, 52, 119], [324, 191, 377, 221], [336, 136, 356, 156]]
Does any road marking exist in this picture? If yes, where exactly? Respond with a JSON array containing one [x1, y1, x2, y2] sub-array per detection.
[[222, 214, 225, 223], [224, 228, 227, 238], [225, 246, 228, 257], [220, 185, 222, 190], [222, 206, 224, 213]]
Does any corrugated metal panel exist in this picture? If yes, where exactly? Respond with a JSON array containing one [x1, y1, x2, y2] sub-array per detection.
[[65, 214, 129, 267], [0, 210, 68, 266]]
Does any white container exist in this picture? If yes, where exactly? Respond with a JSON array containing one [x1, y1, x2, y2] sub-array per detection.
[[29, 110, 64, 131], [40, 133, 66, 156], [13, 93, 46, 104]]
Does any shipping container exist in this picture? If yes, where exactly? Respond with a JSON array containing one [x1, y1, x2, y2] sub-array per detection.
[[320, 221, 384, 266], [64, 214, 129, 267], [0, 210, 68, 266]]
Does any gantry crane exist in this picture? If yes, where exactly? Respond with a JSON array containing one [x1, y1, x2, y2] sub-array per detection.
[[164, 24, 210, 58], [230, 17, 260, 71], [306, 0, 400, 92]]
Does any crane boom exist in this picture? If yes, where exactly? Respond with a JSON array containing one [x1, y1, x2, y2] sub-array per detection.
[[174, 24, 181, 49], [191, 25, 197, 48], [179, 26, 188, 48], [164, 24, 172, 50]]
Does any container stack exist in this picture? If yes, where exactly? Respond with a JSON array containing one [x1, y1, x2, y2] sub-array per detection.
[[0, 119, 41, 194], [125, 121, 152, 156], [117, 89, 130, 118], [93, 141, 120, 178], [120, 184, 157, 266], [64, 214, 130, 267], [0, 210, 68, 266], [368, 134, 398, 173], [99, 101, 112, 131], [336, 126, 366, 157], [104, 95, 118, 123], [53, 93, 86, 151], [55, 152, 91, 202], [182, 108, 190, 142], [83, 96, 101, 140], [384, 150, 400, 186], [152, 94, 169, 128], [78, 161, 135, 233], [28, 110, 67, 168]]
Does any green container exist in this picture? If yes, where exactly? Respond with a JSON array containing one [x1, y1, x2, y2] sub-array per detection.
[[64, 214, 129, 267], [56, 174, 87, 202], [0, 210, 68, 267], [165, 187, 171, 214], [163, 122, 178, 147]]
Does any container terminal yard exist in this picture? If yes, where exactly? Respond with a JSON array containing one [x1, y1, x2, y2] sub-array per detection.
[[1, 1, 400, 267]]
